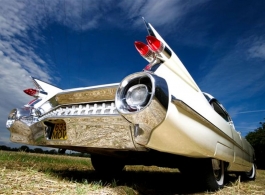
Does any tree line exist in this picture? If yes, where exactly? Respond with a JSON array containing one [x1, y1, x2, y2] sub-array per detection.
[[0, 145, 90, 157], [245, 119, 265, 169]]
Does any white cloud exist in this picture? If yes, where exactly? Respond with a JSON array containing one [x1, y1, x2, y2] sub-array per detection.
[[0, 52, 33, 147], [0, 0, 52, 146]]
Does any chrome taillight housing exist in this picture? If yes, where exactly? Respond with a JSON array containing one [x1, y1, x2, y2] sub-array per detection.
[[116, 73, 154, 113], [115, 72, 169, 145]]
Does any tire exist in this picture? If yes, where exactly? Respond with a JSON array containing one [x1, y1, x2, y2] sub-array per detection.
[[204, 159, 225, 191], [179, 158, 225, 191], [91, 154, 125, 174], [241, 163, 256, 181]]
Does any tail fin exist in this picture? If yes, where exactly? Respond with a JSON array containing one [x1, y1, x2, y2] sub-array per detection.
[[142, 18, 200, 91], [31, 77, 62, 96]]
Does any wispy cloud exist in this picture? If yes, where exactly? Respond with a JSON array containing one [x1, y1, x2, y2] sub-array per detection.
[[0, 1, 55, 134], [117, 0, 208, 30], [229, 105, 265, 118], [248, 36, 265, 60], [0, 0, 54, 147], [233, 120, 262, 134], [236, 109, 265, 114], [198, 34, 265, 104]]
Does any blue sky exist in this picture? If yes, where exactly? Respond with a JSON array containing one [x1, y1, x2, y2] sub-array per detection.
[[1, 0, 265, 147]]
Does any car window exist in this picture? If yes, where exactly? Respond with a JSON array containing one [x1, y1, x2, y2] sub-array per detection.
[[211, 101, 230, 122]]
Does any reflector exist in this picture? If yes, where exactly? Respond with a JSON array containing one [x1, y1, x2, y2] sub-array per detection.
[[146, 36, 163, 52], [144, 64, 152, 71]]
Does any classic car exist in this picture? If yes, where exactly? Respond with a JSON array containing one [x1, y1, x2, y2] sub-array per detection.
[[6, 19, 256, 191]]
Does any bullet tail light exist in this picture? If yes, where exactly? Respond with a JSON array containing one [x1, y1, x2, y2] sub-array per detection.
[[134, 41, 156, 63], [23, 88, 47, 97], [146, 36, 172, 58]]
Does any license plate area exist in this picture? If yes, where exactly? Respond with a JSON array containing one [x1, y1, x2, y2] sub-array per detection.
[[44, 120, 67, 140]]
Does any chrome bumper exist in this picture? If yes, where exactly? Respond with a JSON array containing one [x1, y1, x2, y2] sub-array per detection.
[[9, 115, 140, 150]]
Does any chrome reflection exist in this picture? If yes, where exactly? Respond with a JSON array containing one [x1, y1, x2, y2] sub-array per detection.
[[38, 96, 59, 116], [116, 72, 169, 145], [6, 107, 37, 129]]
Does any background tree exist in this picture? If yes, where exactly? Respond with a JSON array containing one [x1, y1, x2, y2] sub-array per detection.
[[34, 148, 43, 153], [245, 119, 265, 169], [20, 145, 30, 152], [58, 148, 66, 154], [0, 145, 11, 151]]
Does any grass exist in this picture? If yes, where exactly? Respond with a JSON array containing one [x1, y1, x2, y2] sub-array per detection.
[[0, 150, 264, 195]]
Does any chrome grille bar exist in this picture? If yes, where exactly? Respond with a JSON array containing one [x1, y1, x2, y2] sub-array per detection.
[[39, 102, 118, 120]]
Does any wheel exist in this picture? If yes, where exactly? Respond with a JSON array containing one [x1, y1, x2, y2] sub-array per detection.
[[91, 154, 125, 174], [204, 159, 225, 191], [179, 158, 225, 191], [241, 163, 256, 181]]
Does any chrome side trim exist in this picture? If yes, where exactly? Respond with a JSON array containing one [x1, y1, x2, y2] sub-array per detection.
[[116, 72, 169, 145]]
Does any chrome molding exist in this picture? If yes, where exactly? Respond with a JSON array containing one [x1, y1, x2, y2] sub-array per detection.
[[56, 85, 118, 105], [116, 72, 169, 145]]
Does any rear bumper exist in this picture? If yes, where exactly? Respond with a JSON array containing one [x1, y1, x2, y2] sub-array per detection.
[[9, 115, 141, 151]]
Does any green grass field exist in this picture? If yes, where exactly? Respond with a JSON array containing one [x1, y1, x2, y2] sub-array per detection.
[[0, 150, 264, 195]]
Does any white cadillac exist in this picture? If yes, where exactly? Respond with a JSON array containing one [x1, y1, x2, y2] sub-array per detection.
[[6, 19, 256, 191]]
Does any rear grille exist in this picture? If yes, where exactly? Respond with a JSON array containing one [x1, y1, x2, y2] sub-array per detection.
[[39, 102, 118, 120]]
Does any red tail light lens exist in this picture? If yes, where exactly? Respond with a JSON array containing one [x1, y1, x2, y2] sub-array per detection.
[[24, 88, 39, 96], [134, 41, 156, 63], [146, 36, 163, 52], [134, 41, 150, 56]]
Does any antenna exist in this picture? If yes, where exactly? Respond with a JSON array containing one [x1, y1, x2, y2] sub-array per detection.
[[142, 17, 155, 37]]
